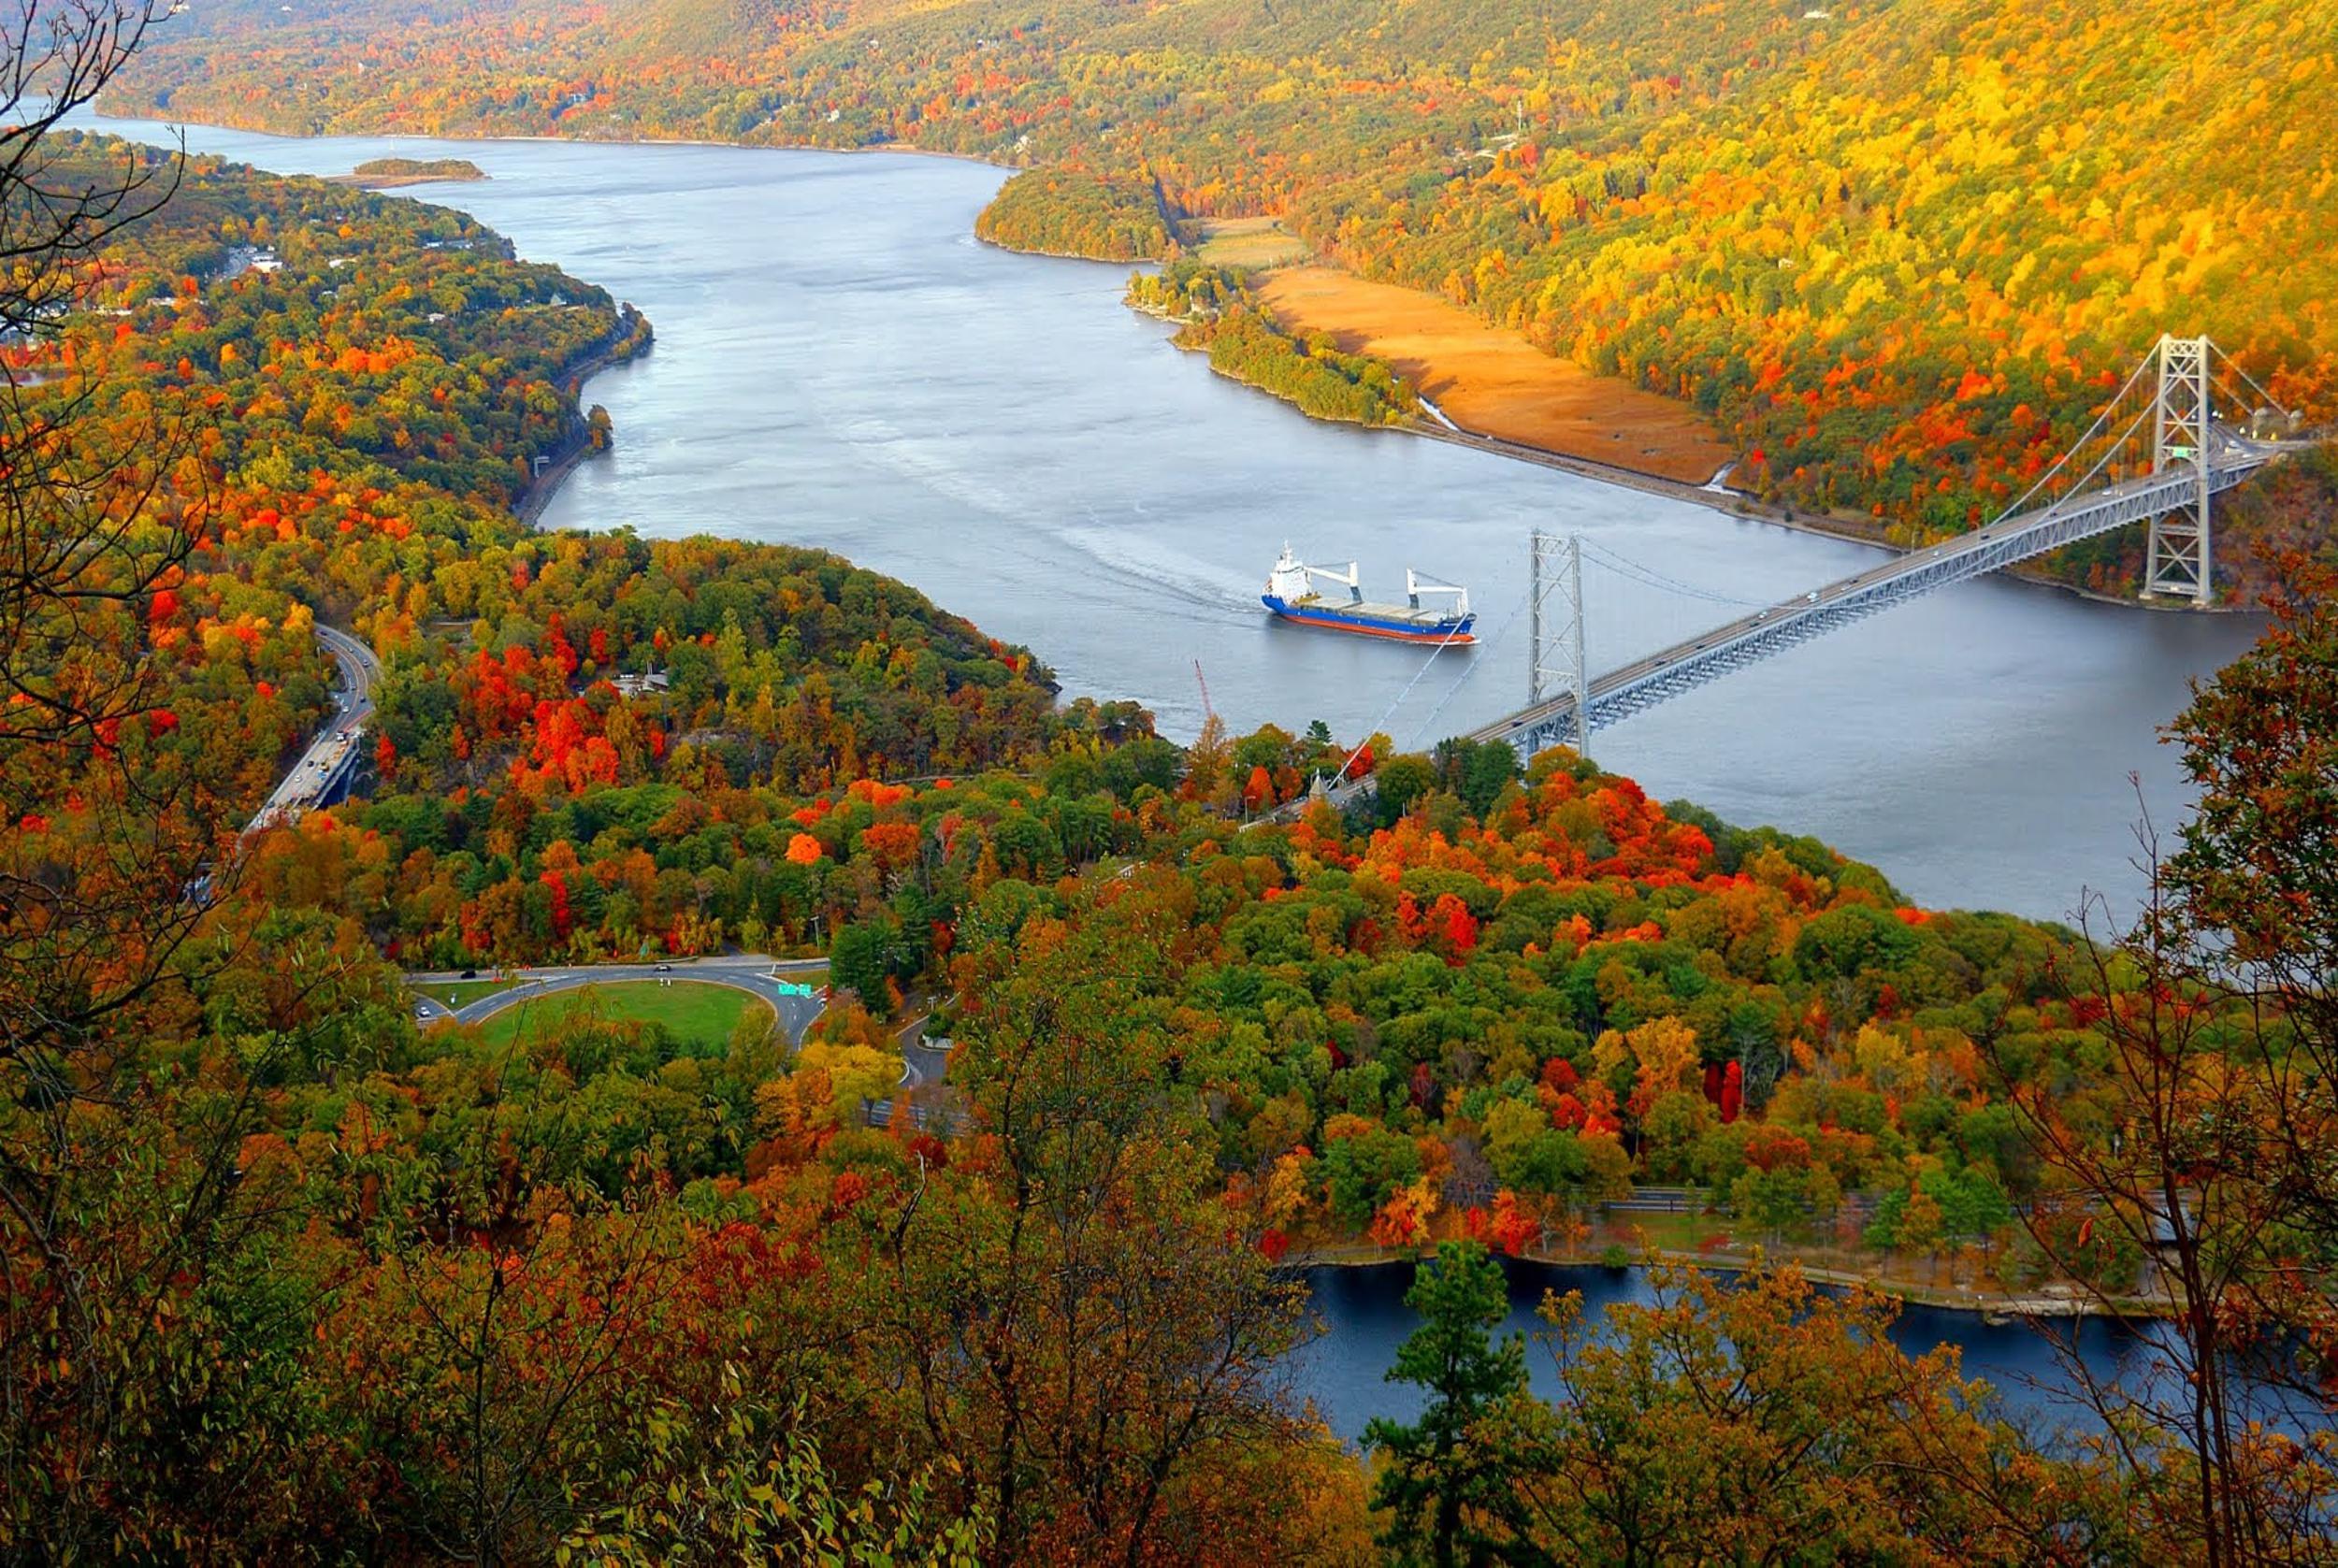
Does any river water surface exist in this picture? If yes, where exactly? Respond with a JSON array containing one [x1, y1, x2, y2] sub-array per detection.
[[93, 114, 2265, 926], [89, 114, 2271, 1431], [1289, 1260, 2186, 1448]]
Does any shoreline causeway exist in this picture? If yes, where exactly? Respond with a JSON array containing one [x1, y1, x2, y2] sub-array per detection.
[[513, 307, 654, 527]]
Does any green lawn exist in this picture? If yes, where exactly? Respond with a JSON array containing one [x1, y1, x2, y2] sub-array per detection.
[[475, 981, 773, 1052], [1605, 1209, 1726, 1252]]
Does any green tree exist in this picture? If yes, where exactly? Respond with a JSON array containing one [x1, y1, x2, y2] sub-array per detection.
[[1452, 739, 1521, 819], [830, 915, 902, 1010], [1364, 1240, 1528, 1568], [1376, 753, 1438, 822]]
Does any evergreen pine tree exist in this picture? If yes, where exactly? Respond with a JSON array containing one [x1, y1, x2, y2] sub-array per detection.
[[1364, 1240, 1528, 1567]]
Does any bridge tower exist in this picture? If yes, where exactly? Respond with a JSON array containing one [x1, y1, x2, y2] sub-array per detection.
[[1528, 531, 1589, 759], [2144, 334, 2215, 604]]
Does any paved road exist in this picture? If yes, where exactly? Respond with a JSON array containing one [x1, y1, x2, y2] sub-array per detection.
[[896, 1013, 952, 1089], [407, 955, 831, 1046], [247, 623, 382, 833], [865, 1011, 960, 1131]]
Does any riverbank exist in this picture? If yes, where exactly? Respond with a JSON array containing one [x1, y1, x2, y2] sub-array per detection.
[[329, 171, 486, 189], [513, 304, 654, 527], [96, 106, 2252, 613], [1135, 255, 2246, 612], [1293, 1236, 2159, 1321]]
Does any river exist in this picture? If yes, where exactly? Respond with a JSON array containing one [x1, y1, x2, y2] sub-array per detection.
[[91, 114, 2265, 928], [86, 115, 2270, 1433]]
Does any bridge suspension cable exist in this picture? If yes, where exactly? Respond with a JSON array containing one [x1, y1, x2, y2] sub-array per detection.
[[1314, 611, 1480, 793], [2206, 342, 2290, 424], [1986, 348, 2158, 525], [1472, 334, 2286, 759], [1406, 591, 1533, 750], [1578, 539, 1770, 610]]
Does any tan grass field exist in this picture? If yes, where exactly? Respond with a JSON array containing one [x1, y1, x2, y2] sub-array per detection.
[[1190, 216, 1311, 269], [1257, 266, 1738, 484]]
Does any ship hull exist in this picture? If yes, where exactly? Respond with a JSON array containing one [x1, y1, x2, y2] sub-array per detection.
[[1262, 596, 1477, 645]]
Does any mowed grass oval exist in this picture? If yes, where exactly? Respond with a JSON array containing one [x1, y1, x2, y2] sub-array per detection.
[[475, 981, 774, 1054]]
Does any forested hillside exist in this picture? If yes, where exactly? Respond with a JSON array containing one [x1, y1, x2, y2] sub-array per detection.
[[6, 137, 1070, 969], [13, 44, 2338, 1558], [117, 0, 2338, 595]]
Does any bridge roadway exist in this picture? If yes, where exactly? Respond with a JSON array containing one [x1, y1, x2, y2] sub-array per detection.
[[1472, 446, 2281, 757], [245, 623, 381, 833]]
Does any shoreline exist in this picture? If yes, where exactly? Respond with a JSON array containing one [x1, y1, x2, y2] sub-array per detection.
[[1145, 312, 1411, 436], [327, 173, 490, 190], [105, 106, 2245, 614], [95, 103, 1025, 173], [513, 305, 654, 527], [1292, 1240, 2158, 1322], [974, 233, 1164, 266]]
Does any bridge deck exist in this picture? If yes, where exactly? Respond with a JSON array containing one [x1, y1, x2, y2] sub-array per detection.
[[1471, 446, 2277, 755]]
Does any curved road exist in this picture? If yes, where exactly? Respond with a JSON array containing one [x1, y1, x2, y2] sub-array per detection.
[[247, 623, 382, 832], [408, 960, 969, 1124], [896, 1014, 951, 1090], [408, 956, 831, 1046]]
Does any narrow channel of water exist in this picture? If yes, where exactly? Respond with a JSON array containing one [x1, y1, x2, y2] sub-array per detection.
[[1285, 1259, 2187, 1449]]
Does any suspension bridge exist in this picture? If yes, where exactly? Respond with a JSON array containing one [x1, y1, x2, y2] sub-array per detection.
[[1294, 333, 2300, 805]]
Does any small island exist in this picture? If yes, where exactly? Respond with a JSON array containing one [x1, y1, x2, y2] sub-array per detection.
[[332, 157, 488, 189]]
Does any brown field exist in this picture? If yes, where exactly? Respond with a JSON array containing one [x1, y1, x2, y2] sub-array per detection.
[[1257, 266, 1737, 484], [1189, 216, 1311, 269]]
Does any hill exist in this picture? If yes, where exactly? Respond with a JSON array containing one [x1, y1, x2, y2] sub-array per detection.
[[15, 73, 2338, 1565]]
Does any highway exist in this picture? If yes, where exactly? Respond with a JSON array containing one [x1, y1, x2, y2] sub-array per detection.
[[245, 623, 382, 833], [407, 955, 832, 1046]]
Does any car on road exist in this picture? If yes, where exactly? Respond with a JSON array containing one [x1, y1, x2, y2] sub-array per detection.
[[654, 962, 672, 972]]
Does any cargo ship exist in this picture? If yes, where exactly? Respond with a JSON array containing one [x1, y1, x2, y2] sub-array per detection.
[[1262, 546, 1476, 645]]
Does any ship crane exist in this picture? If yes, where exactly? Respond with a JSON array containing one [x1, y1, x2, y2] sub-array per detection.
[[1268, 544, 1362, 603], [1303, 555, 1363, 603], [1407, 569, 1470, 619]]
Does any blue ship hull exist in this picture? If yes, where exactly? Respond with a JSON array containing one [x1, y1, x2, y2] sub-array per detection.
[[1262, 595, 1477, 645]]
